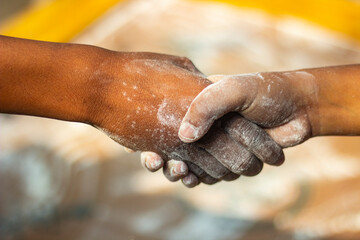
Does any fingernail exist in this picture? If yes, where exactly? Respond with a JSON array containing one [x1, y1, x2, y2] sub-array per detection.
[[182, 176, 191, 185], [144, 153, 163, 170], [152, 158, 162, 169], [174, 163, 187, 175], [144, 156, 152, 169], [182, 174, 199, 187], [170, 167, 177, 177], [179, 122, 196, 142]]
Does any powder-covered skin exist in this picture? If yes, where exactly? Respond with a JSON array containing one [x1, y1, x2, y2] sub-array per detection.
[[151, 70, 316, 186], [180, 70, 317, 149], [91, 52, 228, 182], [4, 35, 360, 187], [151, 65, 360, 186], [91, 52, 285, 182]]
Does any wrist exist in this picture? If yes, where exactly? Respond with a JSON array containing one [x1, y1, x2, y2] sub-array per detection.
[[307, 65, 360, 136], [41, 44, 110, 124], [74, 47, 120, 125], [278, 70, 320, 137]]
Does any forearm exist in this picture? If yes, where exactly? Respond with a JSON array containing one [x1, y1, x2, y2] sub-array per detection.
[[0, 35, 107, 123]]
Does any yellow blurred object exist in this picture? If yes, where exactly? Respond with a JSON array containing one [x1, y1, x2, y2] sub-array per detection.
[[1, 0, 360, 42], [0, 0, 123, 42], [194, 0, 360, 42]]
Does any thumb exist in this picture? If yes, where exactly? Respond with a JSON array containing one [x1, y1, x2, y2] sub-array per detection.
[[179, 76, 251, 143]]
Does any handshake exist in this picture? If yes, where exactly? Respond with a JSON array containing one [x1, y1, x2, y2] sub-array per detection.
[[2, 36, 357, 187], [95, 52, 318, 188]]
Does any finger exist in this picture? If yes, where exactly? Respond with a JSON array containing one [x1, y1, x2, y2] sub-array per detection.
[[222, 172, 240, 181], [182, 172, 200, 188], [124, 147, 135, 153], [186, 162, 219, 185], [265, 116, 311, 148], [179, 76, 253, 143], [176, 145, 230, 179], [197, 127, 263, 176], [163, 160, 188, 182], [140, 152, 164, 172], [223, 113, 285, 166]]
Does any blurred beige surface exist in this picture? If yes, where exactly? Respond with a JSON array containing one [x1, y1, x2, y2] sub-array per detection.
[[1, 0, 360, 239]]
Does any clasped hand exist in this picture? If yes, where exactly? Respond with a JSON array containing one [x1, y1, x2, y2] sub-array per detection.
[[138, 68, 315, 187], [93, 53, 315, 188]]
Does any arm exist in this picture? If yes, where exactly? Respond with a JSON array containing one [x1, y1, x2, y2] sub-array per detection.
[[178, 65, 360, 149], [0, 35, 98, 122], [0, 35, 284, 187]]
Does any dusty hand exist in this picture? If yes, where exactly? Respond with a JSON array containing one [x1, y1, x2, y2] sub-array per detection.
[[92, 52, 279, 185], [141, 72, 303, 187], [179, 72, 316, 148]]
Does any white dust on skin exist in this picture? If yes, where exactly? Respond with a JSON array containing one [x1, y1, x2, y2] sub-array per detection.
[[180, 75, 254, 141], [186, 71, 315, 150], [266, 115, 311, 148], [141, 152, 163, 170], [154, 97, 211, 163], [181, 72, 269, 143], [227, 120, 282, 164], [157, 99, 182, 129], [289, 70, 315, 80], [155, 98, 190, 155], [256, 71, 316, 147]]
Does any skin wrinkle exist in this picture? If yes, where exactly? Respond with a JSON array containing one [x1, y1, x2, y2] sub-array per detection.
[[109, 64, 360, 183], [223, 114, 284, 165], [172, 144, 230, 179], [175, 71, 293, 178], [5, 36, 360, 187], [241, 72, 314, 148], [243, 73, 293, 127], [111, 69, 232, 182], [176, 69, 322, 179], [181, 74, 257, 140], [91, 53, 218, 173], [197, 127, 262, 176]]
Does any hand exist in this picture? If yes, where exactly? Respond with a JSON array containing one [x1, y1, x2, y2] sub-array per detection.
[[140, 73, 295, 187], [90, 52, 282, 185], [178, 72, 317, 148]]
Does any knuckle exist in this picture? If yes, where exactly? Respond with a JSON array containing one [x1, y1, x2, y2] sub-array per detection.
[[230, 153, 253, 174], [246, 127, 263, 146], [230, 162, 245, 174], [226, 117, 262, 146], [180, 56, 193, 66]]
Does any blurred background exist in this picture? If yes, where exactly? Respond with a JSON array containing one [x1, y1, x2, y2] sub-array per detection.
[[1, 0, 360, 239]]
